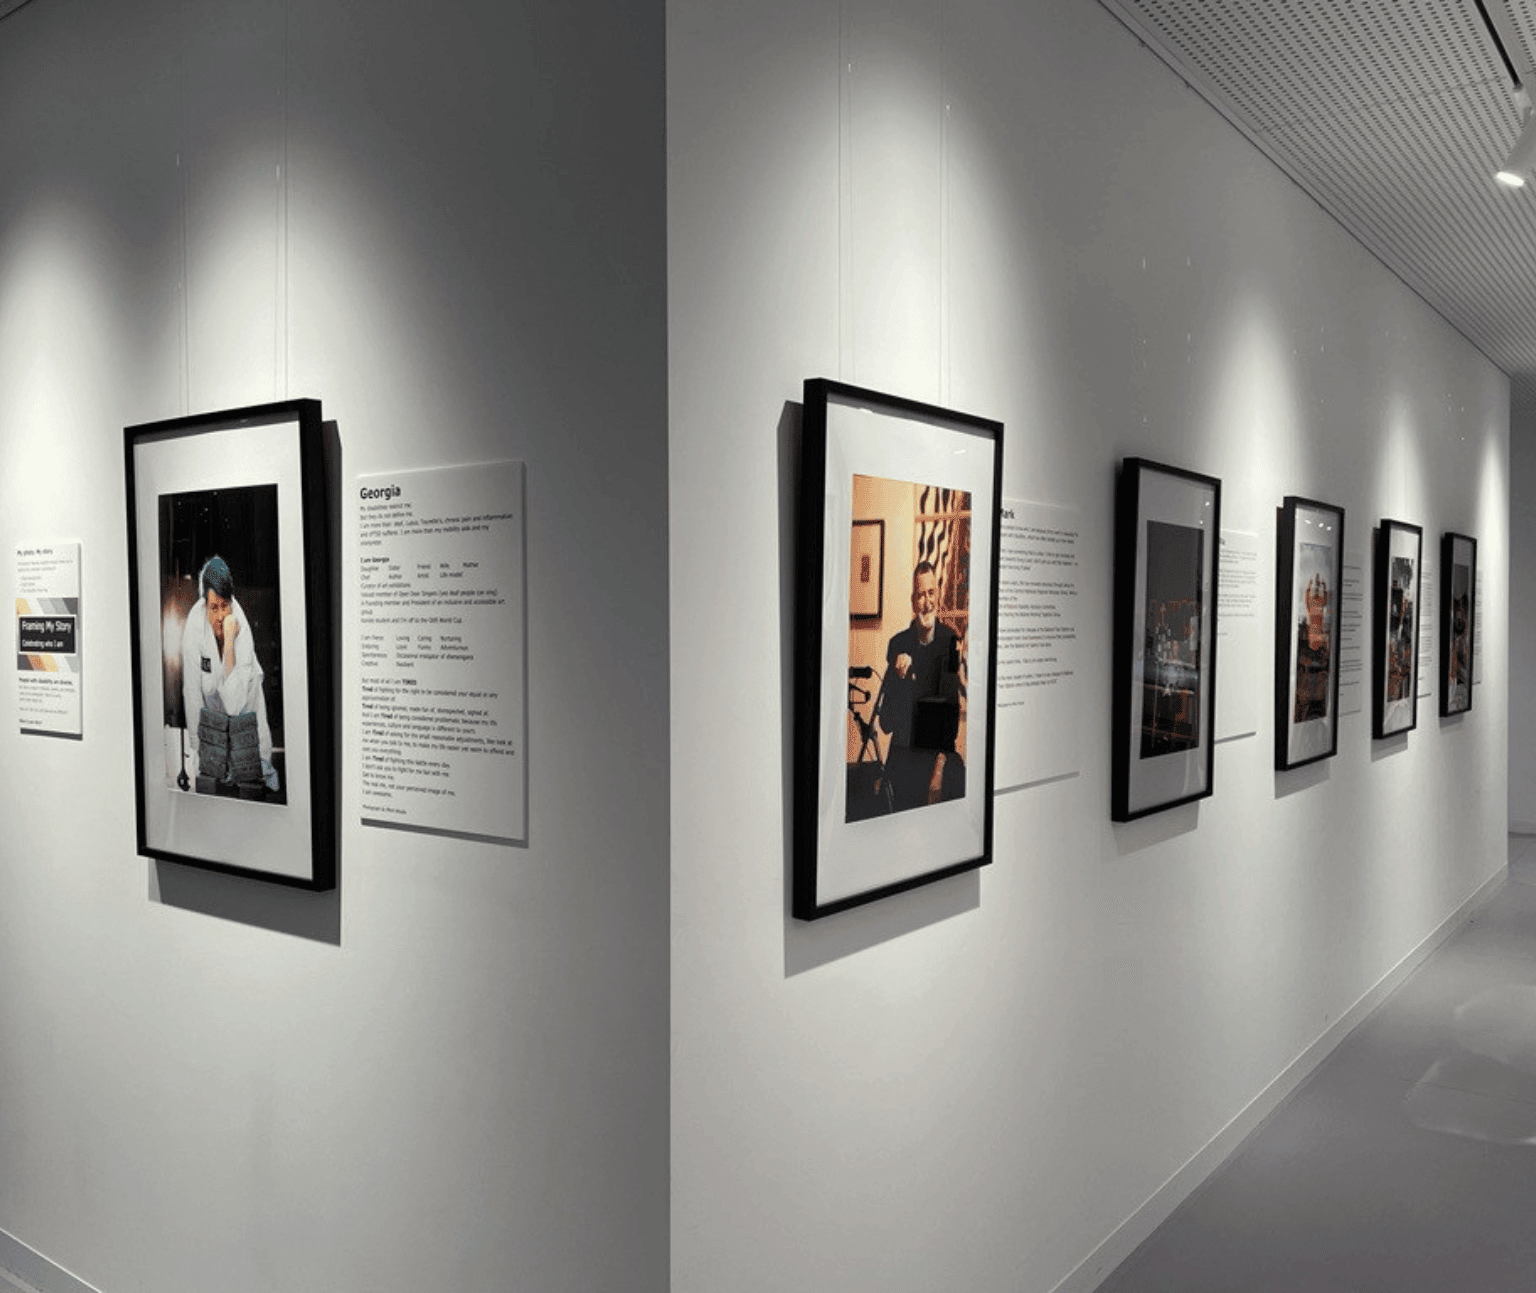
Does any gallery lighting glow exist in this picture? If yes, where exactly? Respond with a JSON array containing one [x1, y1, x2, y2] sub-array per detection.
[[1497, 91, 1536, 187], [1480, 1, 1536, 186]]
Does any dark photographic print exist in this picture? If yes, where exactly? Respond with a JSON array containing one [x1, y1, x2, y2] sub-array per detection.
[[1275, 497, 1343, 771], [845, 475, 970, 823], [1373, 519, 1422, 739], [1293, 541, 1333, 723], [1112, 458, 1220, 821], [1387, 556, 1416, 703], [159, 486, 286, 804], [794, 379, 1001, 920], [1441, 532, 1476, 717], [1446, 566, 1471, 707], [126, 400, 336, 889], [1139, 520, 1203, 758]]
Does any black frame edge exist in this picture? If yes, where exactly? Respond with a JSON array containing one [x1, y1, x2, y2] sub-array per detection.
[[1112, 457, 1221, 822], [125, 398, 336, 892], [791, 380, 832, 920], [1439, 531, 1477, 718], [792, 378, 1002, 920], [1275, 495, 1345, 772], [1373, 518, 1423, 739]]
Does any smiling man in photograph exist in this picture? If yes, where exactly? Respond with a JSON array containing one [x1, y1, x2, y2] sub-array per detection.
[[879, 560, 966, 812]]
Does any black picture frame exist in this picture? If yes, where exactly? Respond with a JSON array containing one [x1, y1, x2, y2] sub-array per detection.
[[1274, 496, 1345, 770], [1372, 518, 1422, 739], [125, 399, 336, 890], [794, 379, 1002, 921], [1112, 457, 1221, 821], [1440, 531, 1476, 717]]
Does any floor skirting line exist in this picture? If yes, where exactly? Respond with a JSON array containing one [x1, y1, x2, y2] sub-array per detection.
[[1049, 860, 1508, 1293], [0, 1228, 102, 1293]]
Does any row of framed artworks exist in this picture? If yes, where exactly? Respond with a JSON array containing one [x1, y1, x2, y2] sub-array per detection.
[[1112, 462, 1476, 822], [792, 380, 1478, 919]]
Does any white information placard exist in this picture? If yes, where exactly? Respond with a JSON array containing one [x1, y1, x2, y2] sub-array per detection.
[[357, 461, 527, 844], [1216, 528, 1259, 741], [16, 543, 82, 739], [995, 499, 1080, 790], [1339, 550, 1364, 717]]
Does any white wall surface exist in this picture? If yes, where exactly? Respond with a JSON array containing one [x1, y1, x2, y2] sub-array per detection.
[[0, 0, 668, 1290], [668, 2, 1509, 1291], [1510, 406, 1536, 829]]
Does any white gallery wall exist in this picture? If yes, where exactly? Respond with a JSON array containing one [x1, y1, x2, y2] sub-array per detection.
[[0, 1, 668, 1291], [1509, 405, 1536, 830], [669, 2, 1508, 1291]]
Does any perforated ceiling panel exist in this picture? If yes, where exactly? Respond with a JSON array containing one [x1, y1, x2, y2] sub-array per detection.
[[1101, 0, 1536, 408]]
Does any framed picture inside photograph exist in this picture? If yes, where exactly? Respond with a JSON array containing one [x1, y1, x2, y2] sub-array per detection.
[[1440, 531, 1476, 717], [793, 379, 1002, 920], [1274, 496, 1344, 770], [1372, 518, 1422, 739], [1112, 458, 1220, 822], [125, 399, 336, 889], [849, 519, 885, 620]]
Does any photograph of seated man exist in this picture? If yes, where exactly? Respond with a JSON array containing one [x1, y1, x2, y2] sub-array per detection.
[[846, 474, 969, 821], [880, 561, 966, 810], [181, 555, 283, 799]]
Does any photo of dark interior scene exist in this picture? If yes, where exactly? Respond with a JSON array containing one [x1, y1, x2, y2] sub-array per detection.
[[1293, 542, 1333, 723], [846, 475, 971, 822], [1140, 519, 1203, 759], [1447, 560, 1471, 711], [1386, 555, 1415, 704]]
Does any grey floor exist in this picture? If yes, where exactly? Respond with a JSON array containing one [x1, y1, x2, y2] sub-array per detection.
[[1096, 834, 1536, 1293], [4, 849, 1535, 1293]]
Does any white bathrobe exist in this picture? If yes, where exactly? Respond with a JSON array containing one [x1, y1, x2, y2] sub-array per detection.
[[180, 595, 280, 791]]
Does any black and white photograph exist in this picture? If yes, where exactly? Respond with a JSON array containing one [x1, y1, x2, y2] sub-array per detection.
[[795, 380, 1001, 920], [1113, 457, 1220, 821], [1441, 531, 1476, 717], [125, 400, 336, 889], [1275, 496, 1344, 770], [1373, 518, 1422, 739]]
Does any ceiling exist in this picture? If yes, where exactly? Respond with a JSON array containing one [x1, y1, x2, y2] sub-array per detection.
[[1099, 0, 1536, 410]]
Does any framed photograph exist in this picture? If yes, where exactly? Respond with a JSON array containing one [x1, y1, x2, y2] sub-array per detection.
[[125, 400, 336, 889], [1440, 531, 1476, 717], [1372, 518, 1422, 739], [794, 379, 1002, 920], [1274, 496, 1345, 770], [849, 519, 885, 619], [1112, 458, 1220, 821]]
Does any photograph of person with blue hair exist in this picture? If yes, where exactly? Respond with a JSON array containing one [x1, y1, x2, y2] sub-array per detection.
[[159, 485, 286, 804]]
